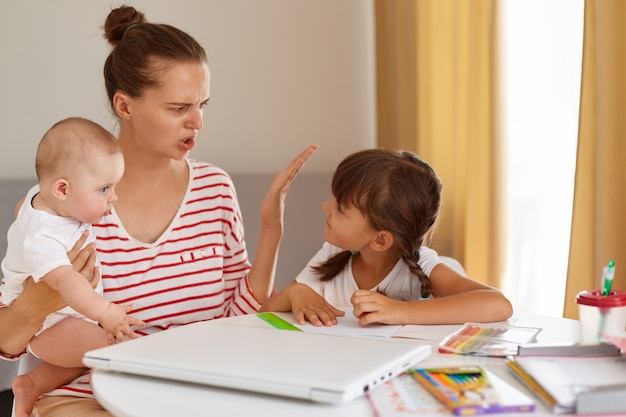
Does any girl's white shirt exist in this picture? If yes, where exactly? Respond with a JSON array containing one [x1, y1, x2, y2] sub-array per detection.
[[295, 242, 441, 307]]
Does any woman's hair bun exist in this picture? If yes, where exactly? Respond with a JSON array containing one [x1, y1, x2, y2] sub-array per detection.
[[103, 5, 146, 46]]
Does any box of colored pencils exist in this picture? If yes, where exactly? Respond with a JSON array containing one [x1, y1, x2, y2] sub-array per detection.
[[439, 323, 541, 356], [411, 366, 535, 415], [438, 323, 542, 356]]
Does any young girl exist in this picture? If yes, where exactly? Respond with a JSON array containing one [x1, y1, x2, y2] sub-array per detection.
[[261, 149, 513, 327]]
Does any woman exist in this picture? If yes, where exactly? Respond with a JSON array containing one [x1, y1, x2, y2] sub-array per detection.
[[0, 5, 316, 416]]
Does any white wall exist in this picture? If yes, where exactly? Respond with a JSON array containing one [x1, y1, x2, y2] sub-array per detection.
[[0, 0, 375, 179]]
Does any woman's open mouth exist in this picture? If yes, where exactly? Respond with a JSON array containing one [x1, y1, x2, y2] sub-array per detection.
[[180, 137, 196, 151]]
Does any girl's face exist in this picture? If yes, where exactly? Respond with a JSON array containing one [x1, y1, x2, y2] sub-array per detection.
[[123, 61, 211, 161], [321, 197, 378, 251]]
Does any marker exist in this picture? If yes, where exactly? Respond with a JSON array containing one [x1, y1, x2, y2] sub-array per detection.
[[602, 259, 615, 296]]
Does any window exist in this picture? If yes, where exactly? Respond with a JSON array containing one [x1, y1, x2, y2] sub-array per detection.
[[500, 0, 584, 316]]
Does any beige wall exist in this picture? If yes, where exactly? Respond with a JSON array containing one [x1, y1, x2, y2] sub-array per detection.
[[0, 0, 375, 298], [0, 0, 375, 179]]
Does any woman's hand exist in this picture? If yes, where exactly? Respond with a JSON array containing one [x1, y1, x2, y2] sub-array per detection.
[[260, 144, 319, 232], [0, 231, 101, 355], [36, 230, 100, 313], [22, 231, 99, 316], [249, 145, 318, 302], [68, 230, 100, 289]]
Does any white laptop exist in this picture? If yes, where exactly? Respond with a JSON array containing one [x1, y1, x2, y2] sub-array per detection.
[[83, 319, 431, 404]]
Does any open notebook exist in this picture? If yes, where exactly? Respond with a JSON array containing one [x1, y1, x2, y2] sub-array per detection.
[[83, 320, 431, 404]]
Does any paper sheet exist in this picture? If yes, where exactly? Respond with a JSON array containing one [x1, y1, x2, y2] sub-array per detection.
[[280, 308, 464, 341], [293, 307, 402, 338]]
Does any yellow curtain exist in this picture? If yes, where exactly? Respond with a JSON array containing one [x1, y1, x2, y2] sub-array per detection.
[[564, 0, 626, 319], [375, 0, 503, 287]]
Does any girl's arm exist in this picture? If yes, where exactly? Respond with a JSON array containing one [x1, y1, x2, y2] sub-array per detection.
[[0, 233, 98, 355], [247, 144, 318, 304], [261, 281, 345, 326], [352, 262, 513, 326]]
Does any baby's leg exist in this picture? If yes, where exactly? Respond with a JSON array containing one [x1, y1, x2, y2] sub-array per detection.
[[29, 316, 109, 368], [14, 318, 110, 417], [13, 363, 85, 417]]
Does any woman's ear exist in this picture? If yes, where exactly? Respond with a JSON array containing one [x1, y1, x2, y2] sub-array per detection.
[[52, 179, 70, 200], [113, 92, 132, 119], [370, 230, 394, 252]]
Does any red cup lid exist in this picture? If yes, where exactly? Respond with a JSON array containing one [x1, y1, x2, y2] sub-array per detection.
[[576, 289, 626, 307]]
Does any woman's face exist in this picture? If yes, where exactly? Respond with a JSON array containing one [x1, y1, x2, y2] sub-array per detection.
[[123, 61, 211, 161]]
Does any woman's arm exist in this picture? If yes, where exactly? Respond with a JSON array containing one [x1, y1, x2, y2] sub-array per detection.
[[0, 232, 99, 355], [352, 263, 513, 326], [247, 144, 318, 304], [0, 279, 63, 355]]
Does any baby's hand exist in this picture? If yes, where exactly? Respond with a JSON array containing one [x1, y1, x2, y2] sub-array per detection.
[[98, 302, 145, 343]]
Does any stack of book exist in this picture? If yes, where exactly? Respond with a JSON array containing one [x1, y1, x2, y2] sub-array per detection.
[[508, 346, 626, 414]]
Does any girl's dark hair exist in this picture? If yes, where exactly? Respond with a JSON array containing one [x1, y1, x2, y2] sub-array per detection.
[[312, 149, 442, 298], [102, 5, 207, 112]]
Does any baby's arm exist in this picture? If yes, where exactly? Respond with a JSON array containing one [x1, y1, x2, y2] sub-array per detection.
[[352, 262, 513, 325], [0, 232, 98, 355], [42, 266, 144, 342], [261, 282, 344, 326]]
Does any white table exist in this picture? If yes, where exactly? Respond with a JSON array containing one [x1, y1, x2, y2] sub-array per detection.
[[91, 313, 581, 417]]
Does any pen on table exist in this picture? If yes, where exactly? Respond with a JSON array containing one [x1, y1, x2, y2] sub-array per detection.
[[602, 259, 615, 296]]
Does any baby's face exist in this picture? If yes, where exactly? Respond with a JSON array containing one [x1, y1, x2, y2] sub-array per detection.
[[66, 151, 125, 224]]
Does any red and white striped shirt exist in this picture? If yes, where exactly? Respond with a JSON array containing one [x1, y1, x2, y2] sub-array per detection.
[[44, 159, 261, 398]]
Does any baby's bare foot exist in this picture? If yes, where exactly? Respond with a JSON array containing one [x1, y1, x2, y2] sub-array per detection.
[[12, 374, 40, 417]]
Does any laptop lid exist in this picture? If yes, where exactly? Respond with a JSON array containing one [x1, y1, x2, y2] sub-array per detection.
[[83, 320, 431, 404]]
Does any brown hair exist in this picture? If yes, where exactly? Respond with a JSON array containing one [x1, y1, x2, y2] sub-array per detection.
[[312, 149, 442, 298], [102, 5, 208, 111], [36, 117, 120, 181]]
